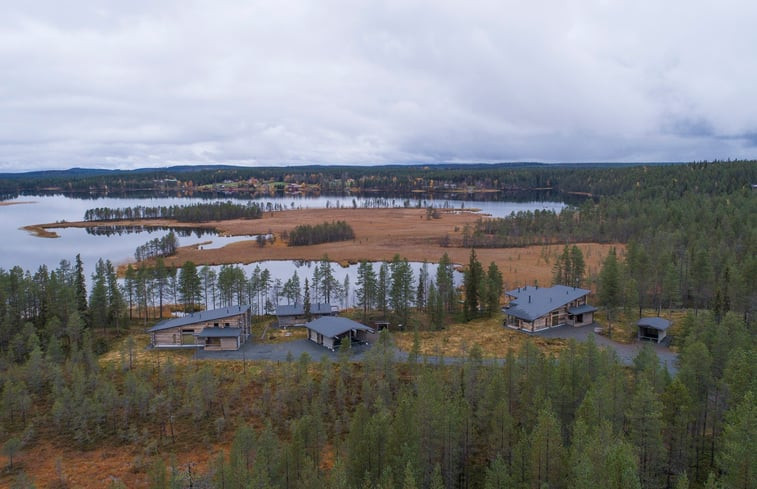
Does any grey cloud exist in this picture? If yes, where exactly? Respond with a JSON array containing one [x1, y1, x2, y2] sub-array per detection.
[[1, 0, 757, 171]]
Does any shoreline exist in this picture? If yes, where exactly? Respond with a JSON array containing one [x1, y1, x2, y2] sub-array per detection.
[[24, 207, 622, 286]]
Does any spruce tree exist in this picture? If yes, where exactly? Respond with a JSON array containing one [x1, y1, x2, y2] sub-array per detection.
[[464, 249, 483, 321], [74, 254, 88, 322], [303, 278, 312, 320]]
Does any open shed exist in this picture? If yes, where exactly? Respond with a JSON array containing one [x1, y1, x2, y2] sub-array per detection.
[[306, 316, 374, 351], [637, 317, 671, 343], [197, 327, 242, 351]]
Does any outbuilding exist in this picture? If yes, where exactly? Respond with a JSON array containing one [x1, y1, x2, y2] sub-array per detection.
[[275, 303, 337, 327], [637, 317, 671, 344], [305, 316, 374, 351]]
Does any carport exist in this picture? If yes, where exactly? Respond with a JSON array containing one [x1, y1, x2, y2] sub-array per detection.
[[637, 317, 671, 343], [306, 316, 374, 351]]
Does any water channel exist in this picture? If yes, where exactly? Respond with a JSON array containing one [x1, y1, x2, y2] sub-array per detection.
[[0, 194, 566, 279]]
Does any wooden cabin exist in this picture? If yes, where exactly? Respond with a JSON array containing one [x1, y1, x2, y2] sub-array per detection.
[[305, 316, 374, 351], [503, 285, 597, 332], [147, 305, 251, 350], [275, 303, 337, 327]]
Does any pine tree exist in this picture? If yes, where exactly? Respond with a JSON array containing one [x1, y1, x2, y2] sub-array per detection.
[[89, 259, 109, 333], [178, 261, 201, 312], [718, 392, 756, 489], [436, 253, 455, 314], [570, 245, 586, 287], [599, 248, 621, 337], [2, 437, 21, 469], [377, 263, 389, 318], [485, 262, 503, 317], [105, 260, 124, 332], [627, 378, 665, 488], [356, 261, 377, 321], [417, 261, 429, 312], [74, 254, 88, 322], [303, 279, 312, 320], [464, 249, 484, 321], [390, 255, 414, 328]]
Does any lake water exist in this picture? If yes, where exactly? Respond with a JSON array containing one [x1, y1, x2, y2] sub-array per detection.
[[0, 194, 565, 276]]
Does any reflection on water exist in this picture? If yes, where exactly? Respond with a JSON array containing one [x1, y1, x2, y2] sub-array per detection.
[[1, 194, 566, 277], [85, 225, 218, 238]]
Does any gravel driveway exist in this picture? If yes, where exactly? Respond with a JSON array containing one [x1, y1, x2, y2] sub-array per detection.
[[196, 337, 373, 362], [535, 323, 678, 374], [195, 324, 678, 374]]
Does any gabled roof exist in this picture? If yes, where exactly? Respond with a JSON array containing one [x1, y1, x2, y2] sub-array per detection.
[[637, 317, 671, 331], [503, 285, 592, 322], [197, 327, 242, 338], [305, 316, 373, 338], [147, 305, 250, 332], [275, 303, 334, 316]]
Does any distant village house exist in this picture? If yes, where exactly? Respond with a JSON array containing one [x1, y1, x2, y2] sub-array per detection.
[[148, 305, 251, 351], [503, 285, 596, 332]]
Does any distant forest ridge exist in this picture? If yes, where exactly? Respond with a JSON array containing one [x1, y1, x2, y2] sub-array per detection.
[[0, 160, 686, 179], [0, 160, 753, 201]]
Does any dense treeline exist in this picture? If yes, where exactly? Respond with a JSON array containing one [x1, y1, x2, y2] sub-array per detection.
[[287, 220, 355, 246], [0, 255, 124, 355], [466, 163, 757, 318], [3, 160, 754, 200], [134, 232, 180, 262], [83, 201, 262, 222], [0, 302, 753, 488]]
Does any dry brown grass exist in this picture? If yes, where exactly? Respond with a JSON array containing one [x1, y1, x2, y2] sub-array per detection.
[[99, 332, 199, 370], [33, 208, 621, 288], [393, 315, 568, 358], [0, 200, 36, 207], [21, 224, 60, 238], [594, 308, 691, 346], [1, 438, 224, 489]]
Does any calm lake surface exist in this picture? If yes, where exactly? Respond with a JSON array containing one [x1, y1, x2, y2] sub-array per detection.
[[0, 194, 566, 277]]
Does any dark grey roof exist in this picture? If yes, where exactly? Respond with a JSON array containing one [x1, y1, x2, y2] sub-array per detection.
[[637, 317, 671, 331], [568, 304, 598, 315], [305, 316, 373, 338], [197, 327, 242, 338], [147, 305, 250, 332], [275, 303, 334, 316], [503, 285, 592, 322]]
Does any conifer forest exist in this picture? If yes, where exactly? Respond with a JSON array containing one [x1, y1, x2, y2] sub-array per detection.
[[0, 161, 754, 488]]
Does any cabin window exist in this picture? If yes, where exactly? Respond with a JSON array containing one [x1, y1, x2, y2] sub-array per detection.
[[181, 329, 195, 345], [224, 322, 230, 327]]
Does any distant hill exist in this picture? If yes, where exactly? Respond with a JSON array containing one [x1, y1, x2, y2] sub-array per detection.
[[0, 161, 685, 180]]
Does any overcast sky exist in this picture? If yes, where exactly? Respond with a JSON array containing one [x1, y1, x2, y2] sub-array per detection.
[[1, 1, 756, 171]]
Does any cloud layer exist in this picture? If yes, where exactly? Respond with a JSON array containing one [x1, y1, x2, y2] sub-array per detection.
[[2, 1, 756, 170]]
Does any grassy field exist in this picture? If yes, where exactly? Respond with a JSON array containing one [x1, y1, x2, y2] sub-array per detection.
[[392, 315, 568, 358], [592, 307, 691, 346]]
